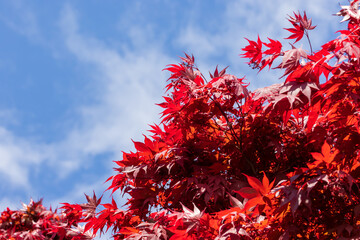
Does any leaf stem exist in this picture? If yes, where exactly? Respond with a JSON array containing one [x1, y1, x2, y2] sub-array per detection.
[[305, 30, 313, 54]]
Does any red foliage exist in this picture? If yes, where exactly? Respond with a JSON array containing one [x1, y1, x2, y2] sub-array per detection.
[[0, 199, 93, 239], [285, 11, 316, 43], [4, 1, 360, 239]]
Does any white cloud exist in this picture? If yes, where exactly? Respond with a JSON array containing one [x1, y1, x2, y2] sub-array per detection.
[[0, 2, 174, 201], [0, 1, 44, 44], [52, 4, 173, 176], [0, 127, 48, 188]]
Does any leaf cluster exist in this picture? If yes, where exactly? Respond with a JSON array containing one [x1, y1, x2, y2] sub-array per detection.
[[0, 199, 93, 240]]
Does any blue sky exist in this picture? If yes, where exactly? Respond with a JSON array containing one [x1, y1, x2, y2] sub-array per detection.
[[0, 0, 344, 213]]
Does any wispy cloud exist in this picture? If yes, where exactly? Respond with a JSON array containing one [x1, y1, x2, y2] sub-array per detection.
[[0, 2, 173, 209], [0, 1, 44, 44], [53, 4, 173, 175], [0, 127, 48, 189], [0, 2, 174, 206]]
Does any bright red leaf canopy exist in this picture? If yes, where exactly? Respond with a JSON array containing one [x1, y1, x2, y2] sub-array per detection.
[[3, 1, 360, 239]]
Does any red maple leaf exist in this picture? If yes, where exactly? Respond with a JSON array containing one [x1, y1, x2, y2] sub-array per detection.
[[235, 173, 275, 212], [241, 36, 263, 66], [264, 38, 282, 55], [285, 11, 316, 43], [276, 46, 307, 77]]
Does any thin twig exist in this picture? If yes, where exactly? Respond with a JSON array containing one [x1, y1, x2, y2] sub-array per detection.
[[305, 30, 313, 54]]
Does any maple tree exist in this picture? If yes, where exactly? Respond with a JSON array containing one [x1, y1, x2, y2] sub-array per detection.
[[3, 1, 360, 239]]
